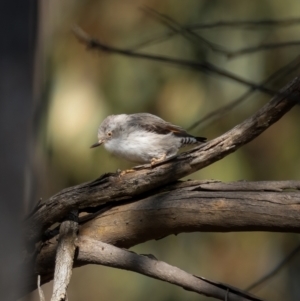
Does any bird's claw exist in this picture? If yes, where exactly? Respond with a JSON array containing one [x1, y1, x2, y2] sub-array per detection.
[[150, 154, 167, 167], [118, 169, 135, 177]]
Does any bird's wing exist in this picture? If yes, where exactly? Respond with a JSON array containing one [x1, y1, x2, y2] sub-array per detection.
[[127, 113, 200, 138]]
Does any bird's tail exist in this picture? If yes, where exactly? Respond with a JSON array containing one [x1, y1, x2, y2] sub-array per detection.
[[181, 136, 207, 145], [195, 136, 207, 143]]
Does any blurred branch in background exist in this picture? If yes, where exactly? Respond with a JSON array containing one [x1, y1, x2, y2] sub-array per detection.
[[188, 54, 300, 130], [72, 26, 277, 96], [138, 6, 229, 56], [188, 17, 300, 29], [131, 14, 300, 54], [228, 40, 300, 59], [141, 7, 300, 61], [118, 8, 300, 131], [246, 243, 300, 292], [72, 23, 300, 135], [123, 8, 300, 131]]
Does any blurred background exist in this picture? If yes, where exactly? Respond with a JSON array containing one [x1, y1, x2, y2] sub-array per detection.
[[21, 0, 300, 300]]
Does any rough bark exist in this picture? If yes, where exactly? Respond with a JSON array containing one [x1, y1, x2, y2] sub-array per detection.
[[76, 237, 263, 301], [19, 179, 300, 300], [79, 180, 300, 247], [51, 210, 78, 301]]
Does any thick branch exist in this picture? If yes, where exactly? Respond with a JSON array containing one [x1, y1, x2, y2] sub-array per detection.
[[25, 78, 300, 243], [21, 180, 300, 298], [29, 236, 266, 301], [78, 180, 300, 247]]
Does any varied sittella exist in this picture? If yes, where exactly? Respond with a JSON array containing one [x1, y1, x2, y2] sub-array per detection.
[[91, 113, 207, 165]]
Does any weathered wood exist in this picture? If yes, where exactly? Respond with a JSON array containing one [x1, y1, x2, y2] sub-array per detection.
[[48, 180, 300, 248], [25, 180, 300, 295], [75, 237, 263, 301], [79, 181, 300, 247], [25, 78, 300, 244], [51, 210, 78, 301], [26, 236, 265, 301]]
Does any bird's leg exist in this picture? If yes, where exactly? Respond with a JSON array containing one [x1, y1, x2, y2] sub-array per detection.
[[150, 154, 167, 167]]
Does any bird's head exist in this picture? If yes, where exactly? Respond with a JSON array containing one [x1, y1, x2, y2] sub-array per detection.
[[90, 114, 126, 148]]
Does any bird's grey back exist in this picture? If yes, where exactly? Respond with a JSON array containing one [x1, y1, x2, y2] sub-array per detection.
[[99, 113, 206, 142], [126, 113, 186, 135]]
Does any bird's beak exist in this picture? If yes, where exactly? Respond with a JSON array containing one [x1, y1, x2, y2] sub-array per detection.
[[90, 140, 103, 148]]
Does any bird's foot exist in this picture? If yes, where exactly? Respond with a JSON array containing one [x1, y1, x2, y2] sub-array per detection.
[[118, 169, 135, 177], [150, 154, 166, 167]]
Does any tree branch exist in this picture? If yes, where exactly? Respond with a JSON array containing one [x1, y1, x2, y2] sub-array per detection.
[[228, 41, 300, 59], [18, 180, 300, 299], [188, 17, 300, 30], [67, 180, 300, 248], [139, 6, 229, 56], [51, 210, 78, 301], [187, 55, 300, 130], [133, 16, 300, 51], [246, 242, 300, 292], [73, 237, 264, 301], [25, 77, 300, 244], [72, 26, 278, 95]]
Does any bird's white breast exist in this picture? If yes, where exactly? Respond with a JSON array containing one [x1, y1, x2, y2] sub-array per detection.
[[104, 130, 181, 163]]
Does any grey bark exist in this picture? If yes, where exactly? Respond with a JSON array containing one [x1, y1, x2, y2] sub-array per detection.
[[19, 179, 299, 300], [51, 210, 78, 301], [75, 237, 264, 301]]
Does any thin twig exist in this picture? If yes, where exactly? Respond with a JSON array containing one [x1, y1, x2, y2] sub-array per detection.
[[72, 26, 277, 96], [139, 6, 229, 55], [187, 17, 300, 30], [246, 243, 300, 292], [135, 11, 300, 60], [188, 54, 300, 131], [228, 40, 300, 59], [132, 17, 300, 50]]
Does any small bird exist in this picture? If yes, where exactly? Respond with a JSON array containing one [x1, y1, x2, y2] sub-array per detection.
[[91, 113, 206, 165]]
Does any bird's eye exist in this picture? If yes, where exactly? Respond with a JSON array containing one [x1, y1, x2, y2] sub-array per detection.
[[107, 132, 112, 137]]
